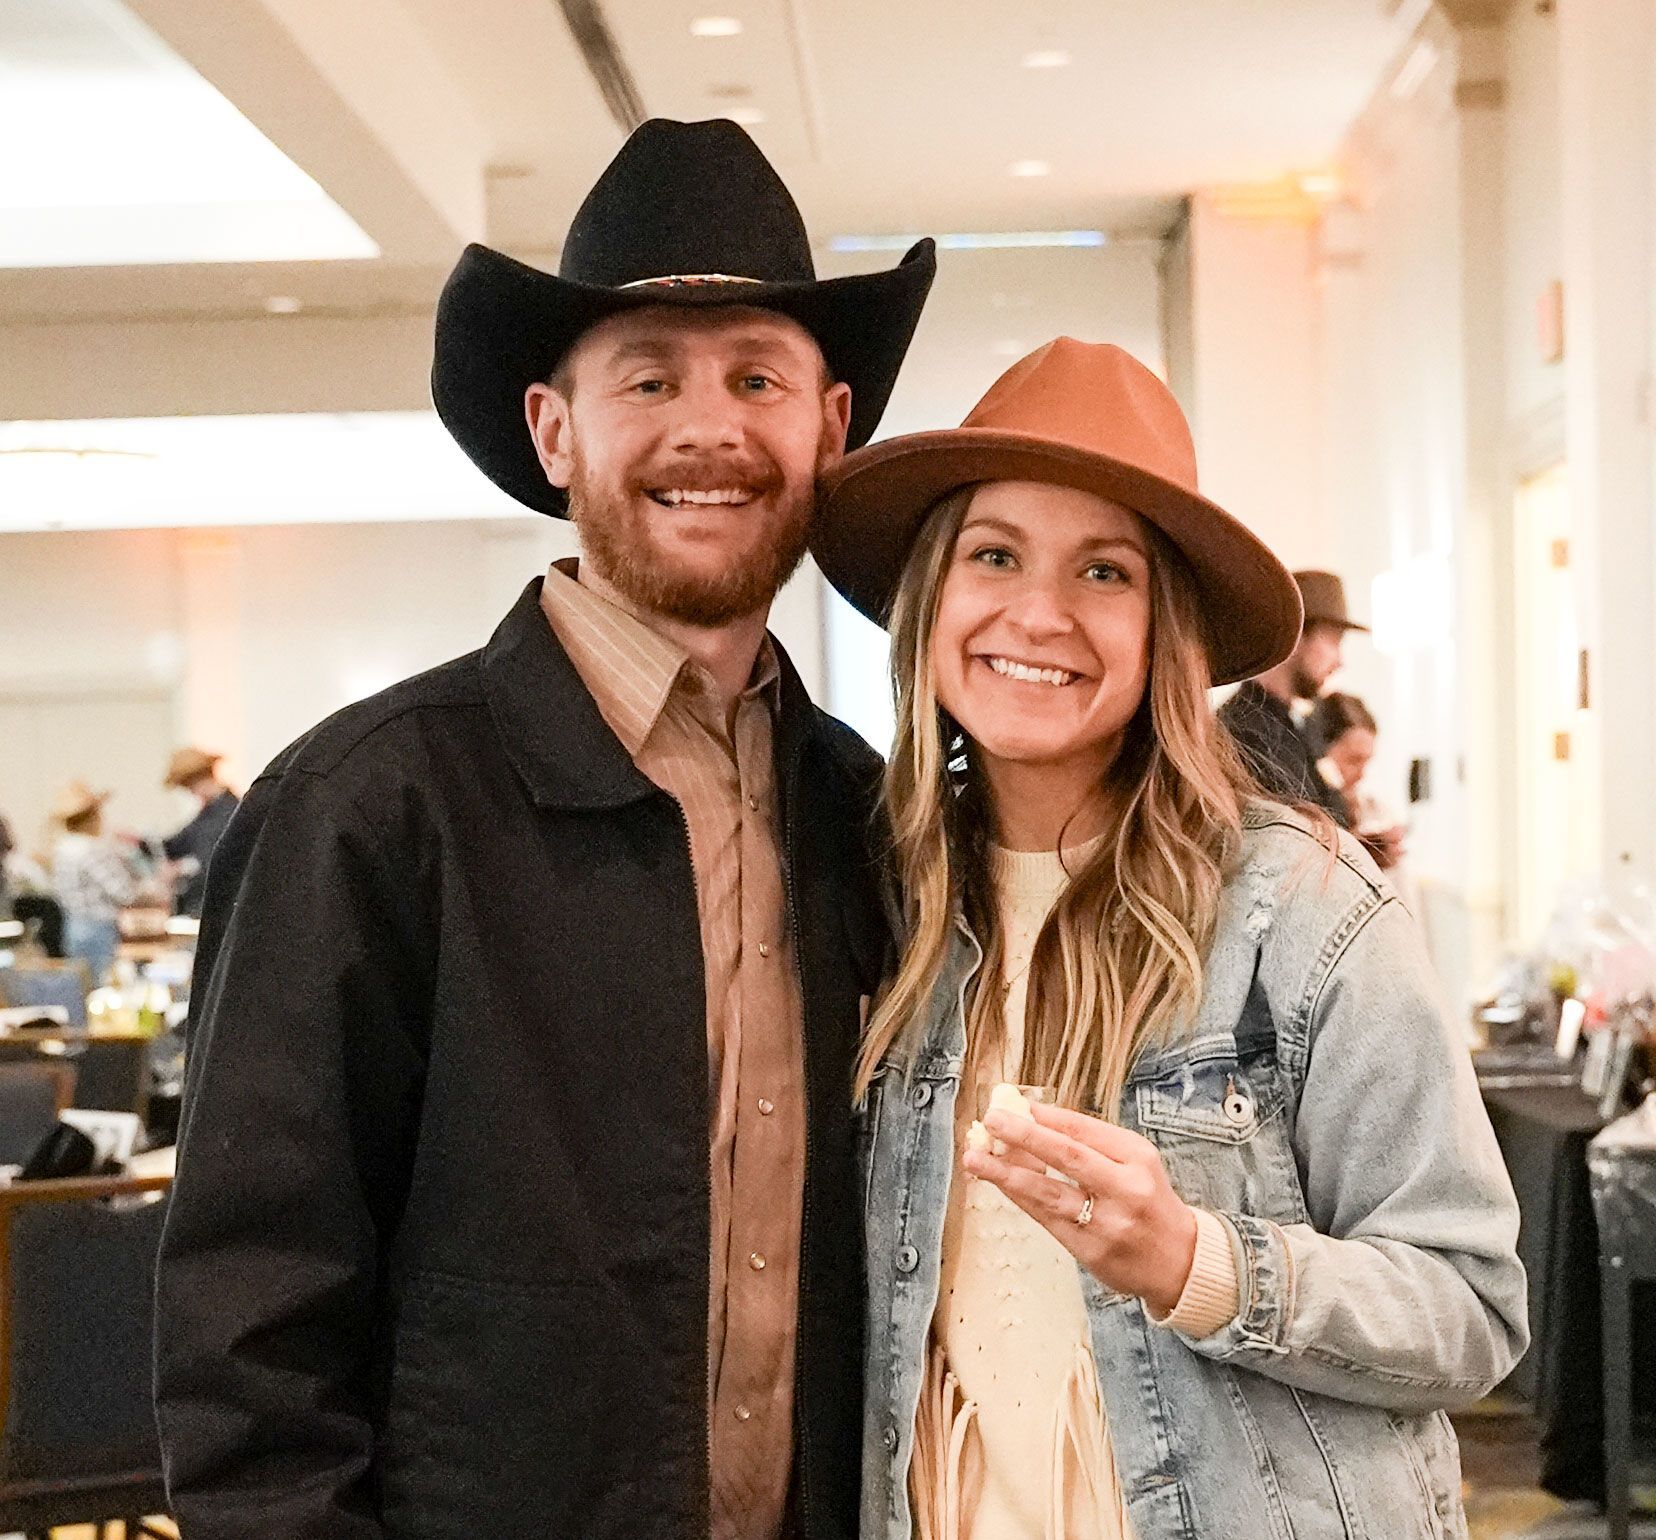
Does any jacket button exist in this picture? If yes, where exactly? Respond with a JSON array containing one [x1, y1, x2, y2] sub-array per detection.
[[910, 1082, 933, 1109], [757, 1097, 775, 1116], [882, 1425, 899, 1451], [896, 1245, 919, 1274]]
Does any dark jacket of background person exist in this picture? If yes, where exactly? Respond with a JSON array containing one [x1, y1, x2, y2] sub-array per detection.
[[153, 580, 890, 1540], [160, 788, 239, 917], [1217, 680, 1352, 828]]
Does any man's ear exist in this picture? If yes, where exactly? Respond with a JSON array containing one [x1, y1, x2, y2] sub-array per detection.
[[525, 382, 575, 489], [819, 380, 853, 467]]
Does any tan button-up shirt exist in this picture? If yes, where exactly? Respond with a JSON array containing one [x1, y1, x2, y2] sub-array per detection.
[[540, 562, 805, 1540]]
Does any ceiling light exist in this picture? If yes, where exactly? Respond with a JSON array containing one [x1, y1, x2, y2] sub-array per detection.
[[1021, 50, 1071, 68], [690, 16, 743, 37], [1296, 171, 1341, 200], [263, 295, 303, 314], [0, 0, 377, 268], [1009, 160, 1051, 178], [724, 107, 766, 126], [830, 230, 1106, 253]]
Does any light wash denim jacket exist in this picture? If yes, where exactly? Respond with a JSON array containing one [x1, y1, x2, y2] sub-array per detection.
[[861, 805, 1528, 1540]]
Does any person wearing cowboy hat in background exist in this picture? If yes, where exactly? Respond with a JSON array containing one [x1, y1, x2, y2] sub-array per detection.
[[154, 118, 934, 1540], [1215, 569, 1369, 829], [811, 338, 1524, 1539], [147, 747, 240, 919], [48, 780, 144, 986]]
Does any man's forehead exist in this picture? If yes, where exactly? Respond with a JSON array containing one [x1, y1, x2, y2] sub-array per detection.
[[571, 304, 823, 364]]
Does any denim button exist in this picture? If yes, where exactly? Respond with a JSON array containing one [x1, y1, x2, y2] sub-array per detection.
[[896, 1245, 919, 1274], [910, 1082, 933, 1109], [882, 1424, 899, 1451]]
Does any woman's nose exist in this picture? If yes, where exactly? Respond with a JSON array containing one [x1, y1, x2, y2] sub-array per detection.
[[1005, 583, 1076, 640]]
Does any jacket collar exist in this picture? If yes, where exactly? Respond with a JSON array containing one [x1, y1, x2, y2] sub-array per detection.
[[482, 577, 823, 812]]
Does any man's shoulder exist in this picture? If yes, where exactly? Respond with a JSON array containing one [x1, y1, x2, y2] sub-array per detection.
[[808, 707, 885, 791], [260, 650, 489, 787]]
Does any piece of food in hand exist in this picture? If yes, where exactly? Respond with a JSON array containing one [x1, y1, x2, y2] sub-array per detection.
[[965, 1120, 993, 1154], [988, 1082, 1033, 1119]]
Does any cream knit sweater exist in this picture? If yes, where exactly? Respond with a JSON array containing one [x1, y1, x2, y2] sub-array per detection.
[[909, 842, 1240, 1540]]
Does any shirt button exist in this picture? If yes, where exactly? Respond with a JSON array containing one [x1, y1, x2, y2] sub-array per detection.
[[757, 1097, 775, 1116], [758, 942, 771, 958], [747, 794, 760, 812], [910, 1082, 933, 1109], [734, 1405, 753, 1423], [882, 1425, 899, 1451], [749, 1251, 767, 1271], [896, 1245, 919, 1274]]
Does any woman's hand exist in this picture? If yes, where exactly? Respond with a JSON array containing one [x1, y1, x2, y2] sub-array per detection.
[[963, 1102, 1197, 1315]]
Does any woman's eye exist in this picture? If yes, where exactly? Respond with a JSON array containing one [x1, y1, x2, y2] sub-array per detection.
[[968, 545, 1015, 569], [1085, 561, 1127, 583]]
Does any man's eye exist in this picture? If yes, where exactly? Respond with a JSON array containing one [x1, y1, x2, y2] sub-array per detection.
[[740, 375, 775, 392], [633, 378, 668, 395]]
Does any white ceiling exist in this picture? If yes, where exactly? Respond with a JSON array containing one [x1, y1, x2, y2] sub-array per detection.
[[0, 0, 1412, 323]]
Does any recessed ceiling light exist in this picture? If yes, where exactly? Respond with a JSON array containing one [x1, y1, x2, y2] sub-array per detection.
[[1022, 50, 1071, 68], [725, 106, 766, 126], [1009, 160, 1050, 178], [690, 16, 743, 37], [264, 295, 303, 314]]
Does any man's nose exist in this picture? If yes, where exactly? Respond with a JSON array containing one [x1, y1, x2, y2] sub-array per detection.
[[668, 378, 743, 454]]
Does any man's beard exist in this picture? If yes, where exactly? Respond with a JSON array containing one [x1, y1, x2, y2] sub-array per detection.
[[1289, 658, 1321, 701], [566, 435, 827, 628]]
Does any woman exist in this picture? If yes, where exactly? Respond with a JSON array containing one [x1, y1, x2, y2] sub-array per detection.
[[812, 339, 1526, 1540], [50, 780, 140, 986], [1305, 692, 1408, 873]]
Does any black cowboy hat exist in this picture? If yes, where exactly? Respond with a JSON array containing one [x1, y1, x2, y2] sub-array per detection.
[[433, 117, 937, 518]]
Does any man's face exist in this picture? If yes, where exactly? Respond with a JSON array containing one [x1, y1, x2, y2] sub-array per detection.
[[1290, 621, 1345, 700], [525, 306, 852, 628]]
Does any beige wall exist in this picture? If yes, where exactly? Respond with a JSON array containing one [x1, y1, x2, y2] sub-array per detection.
[[0, 517, 829, 850]]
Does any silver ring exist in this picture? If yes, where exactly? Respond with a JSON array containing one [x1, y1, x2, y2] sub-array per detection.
[[1074, 1193, 1094, 1227]]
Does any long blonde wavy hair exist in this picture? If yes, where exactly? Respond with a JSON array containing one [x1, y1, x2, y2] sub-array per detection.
[[853, 483, 1265, 1117]]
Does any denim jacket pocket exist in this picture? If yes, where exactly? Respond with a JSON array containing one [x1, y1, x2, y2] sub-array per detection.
[[1132, 1050, 1309, 1225]]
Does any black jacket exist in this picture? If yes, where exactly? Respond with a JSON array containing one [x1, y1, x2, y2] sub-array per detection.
[[1217, 681, 1351, 829], [154, 580, 889, 1539], [160, 789, 240, 917]]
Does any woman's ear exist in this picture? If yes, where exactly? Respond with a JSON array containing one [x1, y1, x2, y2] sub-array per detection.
[[524, 382, 575, 490]]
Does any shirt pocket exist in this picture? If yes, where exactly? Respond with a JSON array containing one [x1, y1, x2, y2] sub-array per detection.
[[1132, 1050, 1309, 1224]]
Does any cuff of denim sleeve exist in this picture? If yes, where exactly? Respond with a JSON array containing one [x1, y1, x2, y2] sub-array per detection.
[[1149, 1208, 1241, 1337]]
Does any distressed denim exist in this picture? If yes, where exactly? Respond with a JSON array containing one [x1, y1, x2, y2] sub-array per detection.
[[861, 805, 1528, 1539]]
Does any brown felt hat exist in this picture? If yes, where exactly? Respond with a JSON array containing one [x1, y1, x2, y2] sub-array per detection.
[[812, 337, 1304, 686], [163, 747, 223, 788], [51, 781, 110, 824], [1293, 570, 1368, 633]]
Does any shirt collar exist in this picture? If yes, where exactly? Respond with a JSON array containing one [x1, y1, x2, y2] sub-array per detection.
[[539, 559, 781, 757]]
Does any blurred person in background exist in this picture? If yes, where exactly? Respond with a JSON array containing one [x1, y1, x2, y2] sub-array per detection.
[[154, 747, 239, 918], [1216, 569, 1366, 828], [1304, 692, 1406, 869], [49, 780, 141, 985]]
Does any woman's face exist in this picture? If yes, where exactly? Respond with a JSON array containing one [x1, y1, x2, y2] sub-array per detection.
[[1325, 725, 1376, 792], [930, 480, 1153, 785]]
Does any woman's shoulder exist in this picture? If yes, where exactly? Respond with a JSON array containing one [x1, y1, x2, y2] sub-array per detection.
[[1230, 799, 1392, 922]]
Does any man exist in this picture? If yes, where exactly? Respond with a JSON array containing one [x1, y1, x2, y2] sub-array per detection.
[[1217, 569, 1367, 827], [154, 119, 935, 1540], [155, 747, 239, 917]]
